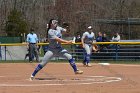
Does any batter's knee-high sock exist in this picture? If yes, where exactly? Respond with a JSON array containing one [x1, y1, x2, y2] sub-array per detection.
[[83, 55, 86, 62], [86, 54, 90, 64], [83, 52, 87, 63], [69, 58, 77, 72], [32, 64, 43, 76]]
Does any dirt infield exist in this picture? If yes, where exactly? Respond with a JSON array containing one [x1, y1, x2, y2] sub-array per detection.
[[0, 62, 140, 93]]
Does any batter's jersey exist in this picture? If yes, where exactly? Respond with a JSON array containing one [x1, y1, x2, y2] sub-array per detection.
[[48, 29, 62, 49], [56, 26, 66, 38], [82, 32, 95, 44]]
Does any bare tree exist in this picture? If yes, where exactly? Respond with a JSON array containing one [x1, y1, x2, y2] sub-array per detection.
[[0, 0, 140, 39]]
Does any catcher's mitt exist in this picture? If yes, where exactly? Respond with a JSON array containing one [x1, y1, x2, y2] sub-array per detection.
[[92, 45, 98, 52], [62, 22, 69, 28]]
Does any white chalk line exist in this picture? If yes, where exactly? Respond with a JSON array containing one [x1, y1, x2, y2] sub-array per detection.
[[49, 63, 140, 67], [0, 76, 5, 77], [0, 75, 122, 87], [110, 64, 140, 67]]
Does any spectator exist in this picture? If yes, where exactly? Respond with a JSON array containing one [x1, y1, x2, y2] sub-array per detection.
[[26, 28, 39, 62], [96, 32, 103, 42], [73, 32, 81, 43], [112, 32, 120, 42], [73, 32, 82, 59], [96, 32, 103, 51], [102, 33, 110, 42], [110, 32, 121, 49], [102, 33, 110, 52]]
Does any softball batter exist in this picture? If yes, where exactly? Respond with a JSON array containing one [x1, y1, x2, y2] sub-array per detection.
[[30, 19, 83, 80], [81, 26, 95, 67]]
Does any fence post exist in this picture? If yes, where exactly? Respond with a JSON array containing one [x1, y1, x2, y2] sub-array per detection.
[[4, 45, 6, 61], [0, 45, 1, 60], [115, 44, 118, 61]]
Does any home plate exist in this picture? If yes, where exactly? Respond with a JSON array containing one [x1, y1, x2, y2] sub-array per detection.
[[98, 63, 110, 65]]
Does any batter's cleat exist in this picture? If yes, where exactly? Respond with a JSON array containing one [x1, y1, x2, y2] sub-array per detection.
[[36, 59, 40, 63], [86, 63, 92, 67], [29, 61, 33, 63], [75, 70, 83, 74], [29, 75, 34, 81], [82, 61, 87, 66]]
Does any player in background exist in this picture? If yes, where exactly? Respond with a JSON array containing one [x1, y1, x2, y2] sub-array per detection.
[[30, 19, 83, 80], [81, 26, 95, 67]]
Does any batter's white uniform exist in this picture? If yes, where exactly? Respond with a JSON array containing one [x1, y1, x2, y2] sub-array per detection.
[[82, 31, 95, 54], [82, 31, 95, 64], [40, 28, 71, 66]]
